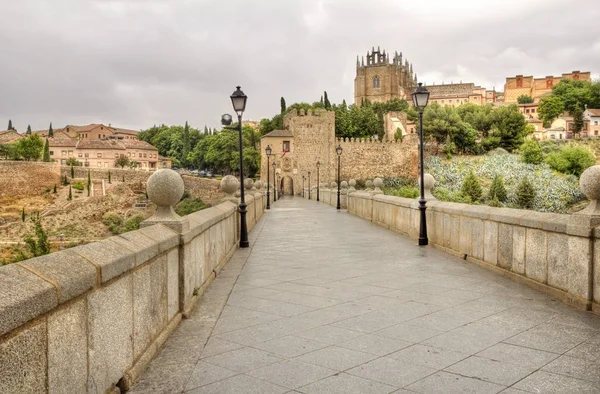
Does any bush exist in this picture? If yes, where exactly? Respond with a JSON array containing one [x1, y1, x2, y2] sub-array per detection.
[[102, 211, 123, 228], [66, 157, 81, 166], [520, 139, 543, 164], [103, 211, 144, 234], [383, 186, 419, 198], [71, 180, 85, 191], [545, 146, 595, 177], [175, 198, 208, 216], [121, 215, 145, 233], [461, 170, 483, 202], [516, 178, 536, 209], [433, 187, 472, 204], [488, 174, 507, 202], [384, 177, 417, 189], [540, 140, 560, 155]]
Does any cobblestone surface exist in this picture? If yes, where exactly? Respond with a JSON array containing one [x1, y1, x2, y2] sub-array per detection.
[[130, 197, 600, 394]]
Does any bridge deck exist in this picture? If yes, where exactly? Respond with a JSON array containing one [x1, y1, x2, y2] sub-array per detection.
[[131, 197, 600, 394]]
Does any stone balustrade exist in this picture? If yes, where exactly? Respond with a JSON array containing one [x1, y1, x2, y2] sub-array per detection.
[[0, 169, 268, 394]]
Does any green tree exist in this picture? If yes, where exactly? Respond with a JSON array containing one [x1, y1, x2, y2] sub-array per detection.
[[324, 91, 331, 109], [453, 122, 478, 154], [70, 165, 75, 178], [457, 103, 494, 136], [16, 133, 44, 161], [516, 178, 535, 209], [87, 170, 91, 196], [517, 95, 534, 104], [66, 157, 81, 166], [53, 184, 57, 194], [48, 122, 53, 137], [545, 146, 595, 176], [21, 207, 25, 222], [115, 154, 130, 168], [520, 139, 543, 164], [488, 174, 507, 202], [489, 104, 528, 152], [538, 95, 564, 127], [42, 138, 50, 162], [68, 185, 72, 200], [461, 171, 483, 202], [26, 125, 31, 134], [280, 97, 286, 114], [7, 119, 13, 130], [0, 144, 17, 160], [570, 104, 585, 137], [182, 121, 191, 167], [552, 79, 594, 113], [108, 171, 111, 184], [422, 103, 463, 143], [23, 214, 50, 257]]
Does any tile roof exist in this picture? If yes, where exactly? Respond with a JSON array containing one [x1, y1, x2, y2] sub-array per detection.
[[48, 138, 77, 147], [262, 129, 293, 138], [120, 139, 157, 150], [587, 108, 600, 116], [76, 139, 126, 150], [114, 128, 139, 135], [0, 130, 23, 144]]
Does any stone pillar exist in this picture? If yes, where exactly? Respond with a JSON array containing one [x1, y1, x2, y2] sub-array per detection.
[[418, 173, 436, 200], [141, 169, 189, 233], [220, 175, 239, 204], [576, 165, 600, 226], [373, 178, 384, 195], [341, 181, 348, 209]]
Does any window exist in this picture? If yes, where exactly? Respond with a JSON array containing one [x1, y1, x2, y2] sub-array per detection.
[[78, 153, 83, 158], [143, 153, 147, 158], [551, 134, 556, 139], [115, 153, 119, 158], [595, 121, 598, 125], [85, 153, 89, 158], [105, 162, 109, 167], [84, 161, 89, 167], [532, 109, 536, 113], [526, 109, 530, 113], [595, 131, 598, 136], [62, 150, 67, 157], [97, 162, 102, 167], [68, 150, 73, 157], [98, 135, 101, 139], [372, 76, 380, 89], [139, 153, 142, 158], [97, 153, 102, 158], [283, 141, 290, 152], [50, 151, 54, 156]]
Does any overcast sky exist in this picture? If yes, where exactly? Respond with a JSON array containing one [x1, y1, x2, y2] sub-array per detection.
[[1, 0, 599, 131]]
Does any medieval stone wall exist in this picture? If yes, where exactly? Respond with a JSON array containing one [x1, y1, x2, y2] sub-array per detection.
[[425, 83, 475, 96]]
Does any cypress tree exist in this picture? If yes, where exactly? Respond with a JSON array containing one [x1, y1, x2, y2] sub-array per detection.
[[48, 122, 53, 137], [280, 97, 286, 114], [320, 95, 324, 106], [26, 125, 32, 134], [182, 121, 190, 167], [122, 175, 125, 182], [42, 138, 51, 162], [517, 178, 535, 209], [53, 184, 57, 194], [488, 174, 507, 202], [108, 171, 111, 184], [324, 91, 331, 109], [67, 186, 72, 201], [71, 165, 75, 178], [21, 207, 25, 222], [87, 170, 91, 196], [8, 119, 13, 130], [461, 170, 483, 203], [204, 124, 208, 136]]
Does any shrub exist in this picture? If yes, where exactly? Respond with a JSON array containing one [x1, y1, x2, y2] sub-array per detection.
[[488, 197, 502, 207], [520, 139, 543, 164], [488, 174, 507, 202], [545, 146, 595, 177], [121, 215, 145, 233], [66, 157, 81, 166], [53, 184, 57, 194], [384, 177, 417, 189], [102, 211, 123, 228], [67, 186, 72, 201], [23, 214, 50, 257], [461, 171, 482, 202], [433, 187, 472, 203], [71, 180, 85, 190], [540, 140, 560, 155], [516, 178, 536, 209], [383, 186, 419, 198], [175, 198, 208, 216]]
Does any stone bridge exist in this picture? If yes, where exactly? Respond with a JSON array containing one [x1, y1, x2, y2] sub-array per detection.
[[3, 169, 600, 394]]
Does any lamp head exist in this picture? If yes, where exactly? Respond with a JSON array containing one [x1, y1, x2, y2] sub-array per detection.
[[265, 144, 272, 156], [336, 145, 343, 156], [412, 82, 430, 111], [221, 114, 233, 126], [230, 86, 247, 116]]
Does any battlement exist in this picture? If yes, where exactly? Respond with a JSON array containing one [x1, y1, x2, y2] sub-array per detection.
[[357, 46, 412, 71], [336, 134, 418, 145]]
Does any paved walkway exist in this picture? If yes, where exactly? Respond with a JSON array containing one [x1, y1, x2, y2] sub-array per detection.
[[131, 197, 600, 394]]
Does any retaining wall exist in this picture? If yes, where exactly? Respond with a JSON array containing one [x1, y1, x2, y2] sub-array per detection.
[[0, 193, 266, 394]]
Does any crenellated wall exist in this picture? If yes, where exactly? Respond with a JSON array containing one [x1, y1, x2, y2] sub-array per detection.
[[0, 193, 266, 394]]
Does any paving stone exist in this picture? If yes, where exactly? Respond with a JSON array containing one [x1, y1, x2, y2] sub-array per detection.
[[184, 361, 239, 391], [476, 342, 558, 369], [202, 347, 283, 373], [347, 356, 436, 388], [389, 344, 469, 369], [200, 337, 244, 359], [541, 355, 600, 383], [186, 374, 288, 394], [374, 323, 444, 343], [503, 321, 597, 353], [337, 333, 413, 356], [514, 370, 600, 394], [295, 325, 363, 345], [247, 359, 336, 389], [251, 335, 328, 358], [444, 356, 536, 386], [297, 346, 377, 371], [298, 372, 398, 394], [405, 371, 505, 394]]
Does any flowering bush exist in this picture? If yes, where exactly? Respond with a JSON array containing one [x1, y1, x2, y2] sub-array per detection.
[[425, 154, 586, 213]]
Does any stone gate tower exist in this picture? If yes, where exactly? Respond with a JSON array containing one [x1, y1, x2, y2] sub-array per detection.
[[354, 47, 417, 106]]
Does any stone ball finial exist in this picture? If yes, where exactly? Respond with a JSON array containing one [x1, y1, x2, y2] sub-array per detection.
[[341, 181, 348, 188], [365, 180, 374, 189], [418, 173, 436, 200], [220, 175, 239, 196], [244, 178, 254, 191], [147, 169, 184, 207], [349, 179, 356, 187], [373, 178, 383, 188], [254, 180, 263, 190], [580, 165, 600, 201], [330, 181, 337, 188]]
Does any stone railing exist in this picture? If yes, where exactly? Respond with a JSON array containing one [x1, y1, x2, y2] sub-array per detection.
[[310, 169, 600, 315], [0, 170, 267, 394]]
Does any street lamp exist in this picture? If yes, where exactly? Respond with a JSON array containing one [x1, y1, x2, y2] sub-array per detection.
[[316, 161, 320, 202], [265, 145, 272, 210], [336, 144, 342, 210], [412, 82, 430, 246], [308, 171, 311, 200], [222, 86, 249, 248], [302, 175, 305, 198], [272, 161, 277, 201]]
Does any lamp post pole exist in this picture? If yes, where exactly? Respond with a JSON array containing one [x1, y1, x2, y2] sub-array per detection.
[[265, 145, 271, 210], [412, 82, 430, 246], [336, 145, 342, 210], [316, 161, 320, 202], [302, 176, 305, 198], [272, 161, 277, 201], [308, 171, 311, 200]]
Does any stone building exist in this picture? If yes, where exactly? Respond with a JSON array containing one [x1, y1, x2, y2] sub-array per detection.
[[260, 109, 417, 196], [425, 82, 496, 107], [504, 71, 591, 103]]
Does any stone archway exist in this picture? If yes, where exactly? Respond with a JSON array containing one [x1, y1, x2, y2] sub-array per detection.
[[281, 176, 293, 196]]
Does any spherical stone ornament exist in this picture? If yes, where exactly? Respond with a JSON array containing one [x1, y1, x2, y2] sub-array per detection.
[[418, 173, 435, 190], [580, 165, 600, 201], [244, 178, 254, 190], [330, 182, 337, 188], [341, 181, 348, 188], [349, 179, 356, 187], [365, 180, 374, 188], [147, 169, 184, 207], [220, 175, 239, 195], [373, 178, 383, 188], [254, 180, 263, 190]]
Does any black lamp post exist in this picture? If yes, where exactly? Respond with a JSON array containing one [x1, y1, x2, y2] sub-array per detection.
[[412, 82, 430, 246], [302, 175, 305, 198], [308, 171, 311, 200], [316, 161, 320, 202], [265, 145, 272, 210], [272, 161, 277, 201], [222, 86, 249, 248], [336, 144, 342, 210]]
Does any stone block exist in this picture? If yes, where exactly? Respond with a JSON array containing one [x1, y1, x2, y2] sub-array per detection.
[[73, 239, 135, 283], [497, 224, 513, 269], [182, 242, 195, 310], [48, 298, 87, 394], [567, 236, 592, 299], [0, 264, 58, 336], [87, 276, 133, 394], [512, 226, 526, 275], [21, 250, 96, 303], [433, 211, 444, 246], [471, 219, 484, 260], [525, 229, 547, 283], [167, 249, 179, 321], [546, 233, 569, 292], [450, 215, 460, 251], [112, 230, 160, 267], [443, 214, 451, 248], [595, 239, 600, 304], [484, 221, 498, 265], [133, 256, 168, 360], [459, 217, 472, 256], [138, 224, 179, 253], [0, 320, 47, 394]]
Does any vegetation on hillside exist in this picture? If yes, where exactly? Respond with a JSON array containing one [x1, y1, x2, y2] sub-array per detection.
[[538, 79, 600, 128]]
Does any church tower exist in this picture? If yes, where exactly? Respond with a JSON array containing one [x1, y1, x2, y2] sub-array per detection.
[[354, 47, 416, 106]]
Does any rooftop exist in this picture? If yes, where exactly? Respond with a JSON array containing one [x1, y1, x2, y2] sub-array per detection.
[[262, 129, 294, 138]]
